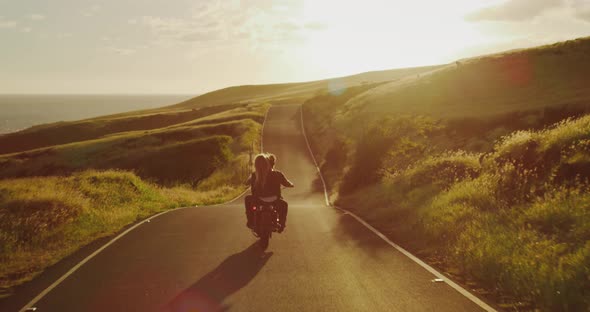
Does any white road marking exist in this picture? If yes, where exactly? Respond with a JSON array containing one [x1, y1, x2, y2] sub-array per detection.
[[298, 105, 330, 207], [260, 104, 269, 153], [18, 106, 271, 312], [299, 105, 498, 312]]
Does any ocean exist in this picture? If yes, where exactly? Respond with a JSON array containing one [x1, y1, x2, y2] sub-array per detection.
[[0, 94, 194, 134]]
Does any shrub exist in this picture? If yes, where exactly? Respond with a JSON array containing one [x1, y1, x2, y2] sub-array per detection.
[[112, 136, 234, 186], [523, 186, 590, 246], [423, 174, 501, 241], [391, 151, 481, 191], [493, 130, 540, 168], [340, 116, 438, 194]]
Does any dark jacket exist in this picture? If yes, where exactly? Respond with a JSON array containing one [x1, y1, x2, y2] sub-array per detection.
[[249, 170, 291, 198]]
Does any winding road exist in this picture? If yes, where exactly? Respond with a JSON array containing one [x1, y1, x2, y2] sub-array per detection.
[[19, 104, 490, 311]]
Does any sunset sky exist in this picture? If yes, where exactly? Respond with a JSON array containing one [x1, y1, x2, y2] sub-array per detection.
[[1, 0, 589, 94]]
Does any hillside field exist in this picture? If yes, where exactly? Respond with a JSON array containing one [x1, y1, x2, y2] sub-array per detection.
[[303, 36, 590, 311]]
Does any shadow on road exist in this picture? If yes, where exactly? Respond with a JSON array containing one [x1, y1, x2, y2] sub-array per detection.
[[164, 243, 273, 312], [331, 211, 395, 257], [331, 209, 434, 262]]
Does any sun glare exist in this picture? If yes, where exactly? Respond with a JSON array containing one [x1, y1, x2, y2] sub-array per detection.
[[296, 0, 495, 77]]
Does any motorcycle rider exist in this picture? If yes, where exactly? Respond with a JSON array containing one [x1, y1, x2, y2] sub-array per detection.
[[244, 153, 293, 232], [244, 154, 269, 229]]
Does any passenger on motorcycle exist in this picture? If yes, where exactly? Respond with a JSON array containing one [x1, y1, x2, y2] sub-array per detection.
[[266, 153, 293, 231], [244, 153, 294, 232]]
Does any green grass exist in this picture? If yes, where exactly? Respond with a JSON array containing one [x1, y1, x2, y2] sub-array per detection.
[[0, 103, 247, 155], [302, 37, 590, 311], [0, 170, 247, 290], [0, 106, 266, 184]]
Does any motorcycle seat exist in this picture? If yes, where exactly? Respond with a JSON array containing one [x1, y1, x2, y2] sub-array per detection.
[[258, 196, 279, 203]]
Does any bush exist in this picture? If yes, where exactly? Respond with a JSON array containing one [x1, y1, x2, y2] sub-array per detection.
[[484, 115, 590, 204], [523, 187, 590, 245], [340, 116, 438, 194], [391, 151, 481, 191], [113, 136, 234, 186], [423, 174, 500, 241]]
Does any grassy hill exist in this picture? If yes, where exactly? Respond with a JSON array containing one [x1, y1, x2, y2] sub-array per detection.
[[169, 65, 441, 109], [344, 37, 590, 118], [0, 66, 440, 156], [0, 104, 242, 155], [302, 36, 590, 310], [0, 106, 264, 185]]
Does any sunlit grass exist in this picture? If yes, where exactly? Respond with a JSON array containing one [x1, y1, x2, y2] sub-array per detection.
[[302, 38, 590, 310], [319, 115, 590, 310]]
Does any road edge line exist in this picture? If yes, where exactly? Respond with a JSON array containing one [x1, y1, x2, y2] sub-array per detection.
[[18, 105, 271, 312], [298, 104, 330, 206], [261, 103, 269, 153], [298, 104, 498, 312]]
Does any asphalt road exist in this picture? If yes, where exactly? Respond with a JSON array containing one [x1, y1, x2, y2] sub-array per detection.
[[28, 104, 486, 311]]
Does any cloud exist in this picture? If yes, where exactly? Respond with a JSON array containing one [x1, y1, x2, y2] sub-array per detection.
[[82, 5, 100, 17], [57, 33, 73, 39], [276, 21, 299, 32], [179, 31, 221, 42], [135, 16, 222, 43], [304, 22, 327, 31], [466, 0, 564, 21], [28, 14, 46, 21], [0, 17, 17, 28], [132, 0, 317, 46], [575, 10, 590, 21], [106, 47, 136, 56], [571, 0, 590, 22]]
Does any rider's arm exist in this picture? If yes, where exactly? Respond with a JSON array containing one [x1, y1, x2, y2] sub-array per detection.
[[279, 172, 294, 187], [245, 173, 254, 186]]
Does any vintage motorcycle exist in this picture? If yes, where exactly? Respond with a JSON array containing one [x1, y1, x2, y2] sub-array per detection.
[[251, 200, 281, 250]]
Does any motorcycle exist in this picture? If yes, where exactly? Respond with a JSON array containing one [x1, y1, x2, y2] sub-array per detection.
[[251, 201, 280, 250]]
